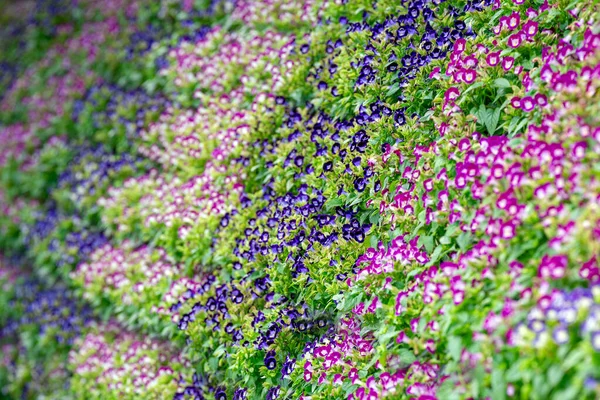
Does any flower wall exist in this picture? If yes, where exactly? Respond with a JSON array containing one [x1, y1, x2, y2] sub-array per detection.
[[1, 0, 600, 399]]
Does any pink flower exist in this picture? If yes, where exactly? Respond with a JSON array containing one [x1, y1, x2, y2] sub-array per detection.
[[443, 87, 460, 108], [523, 21, 539, 38], [423, 179, 434, 192], [521, 96, 535, 112], [486, 51, 501, 66], [534, 93, 548, 107], [508, 33, 523, 48], [540, 64, 554, 82], [395, 292, 408, 315], [314, 345, 331, 358], [571, 141, 587, 160], [580, 257, 599, 282], [455, 174, 467, 189], [318, 373, 326, 384], [463, 69, 477, 84], [182, 0, 194, 12], [452, 290, 465, 305], [425, 340, 436, 353], [438, 122, 449, 136], [349, 368, 359, 384], [367, 297, 380, 313], [500, 222, 516, 239], [410, 318, 420, 333], [502, 56, 515, 71], [429, 67, 441, 79], [333, 374, 343, 385], [397, 331, 409, 344], [304, 370, 312, 382], [522, 73, 533, 91], [538, 254, 568, 279], [506, 12, 520, 30], [353, 303, 365, 315], [453, 38, 466, 54], [511, 96, 522, 108]]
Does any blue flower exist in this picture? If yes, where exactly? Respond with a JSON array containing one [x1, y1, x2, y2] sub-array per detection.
[[552, 325, 569, 345], [264, 350, 277, 370]]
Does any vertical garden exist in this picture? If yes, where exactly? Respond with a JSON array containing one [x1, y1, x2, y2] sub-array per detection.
[[0, 0, 599, 398]]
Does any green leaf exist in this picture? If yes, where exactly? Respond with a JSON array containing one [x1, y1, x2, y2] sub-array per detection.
[[437, 379, 459, 400], [493, 78, 511, 89], [457, 232, 471, 252], [563, 348, 586, 370], [386, 82, 401, 98], [509, 116, 530, 137], [377, 329, 399, 346], [492, 368, 507, 400], [460, 81, 485, 98], [553, 385, 581, 400], [324, 198, 343, 210], [428, 246, 444, 265], [418, 235, 435, 253], [398, 348, 416, 364], [447, 336, 463, 361], [483, 107, 501, 135], [546, 365, 562, 388], [439, 236, 452, 245]]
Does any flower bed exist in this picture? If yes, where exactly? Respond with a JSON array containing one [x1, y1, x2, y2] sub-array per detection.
[[1, 0, 599, 399]]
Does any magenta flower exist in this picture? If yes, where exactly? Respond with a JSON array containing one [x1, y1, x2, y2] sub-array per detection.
[[486, 51, 501, 66], [510, 97, 521, 109], [521, 96, 535, 112], [463, 69, 477, 84], [443, 87, 460, 109], [534, 93, 548, 107], [506, 12, 521, 30], [523, 21, 539, 38], [502, 56, 515, 71], [508, 33, 523, 48], [570, 141, 587, 160], [580, 258, 600, 282], [538, 254, 568, 279]]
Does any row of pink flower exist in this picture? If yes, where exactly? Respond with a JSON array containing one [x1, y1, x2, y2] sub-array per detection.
[[68, 321, 192, 398], [161, 27, 295, 100]]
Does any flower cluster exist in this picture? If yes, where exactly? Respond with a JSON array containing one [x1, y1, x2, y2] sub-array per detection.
[[159, 26, 295, 103], [512, 286, 600, 349], [72, 241, 189, 335], [99, 165, 243, 248], [1, 279, 93, 345], [231, 0, 319, 28], [68, 322, 193, 399]]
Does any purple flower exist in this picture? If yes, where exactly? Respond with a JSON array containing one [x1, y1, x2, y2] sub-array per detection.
[[281, 355, 296, 378], [592, 331, 600, 351], [552, 325, 569, 345], [527, 319, 546, 333], [521, 96, 535, 112], [585, 377, 599, 390], [215, 388, 227, 400], [264, 350, 277, 370], [233, 388, 247, 400], [266, 386, 281, 400]]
